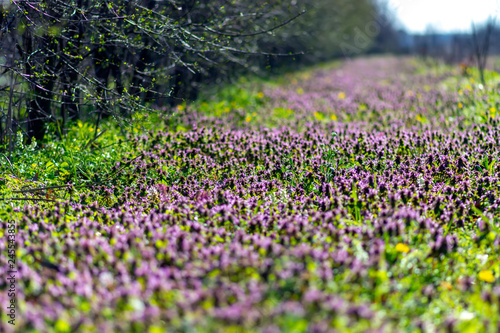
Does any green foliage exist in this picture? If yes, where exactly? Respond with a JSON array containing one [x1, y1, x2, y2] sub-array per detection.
[[258, 0, 380, 67]]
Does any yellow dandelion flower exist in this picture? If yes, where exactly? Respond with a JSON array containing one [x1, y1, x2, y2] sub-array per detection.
[[338, 92, 346, 99], [330, 114, 337, 120], [313, 112, 324, 120], [440, 281, 453, 290], [177, 104, 185, 111], [478, 270, 495, 283], [257, 92, 264, 99], [245, 116, 252, 122], [395, 243, 410, 253], [458, 103, 463, 108]]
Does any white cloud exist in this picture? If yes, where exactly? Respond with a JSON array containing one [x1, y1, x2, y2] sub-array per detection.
[[388, 0, 500, 33]]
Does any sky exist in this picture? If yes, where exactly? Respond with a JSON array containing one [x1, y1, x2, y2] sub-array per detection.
[[388, 0, 500, 33]]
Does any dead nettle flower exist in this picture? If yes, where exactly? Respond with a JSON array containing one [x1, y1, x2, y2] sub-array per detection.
[[443, 316, 457, 333], [346, 304, 374, 321], [429, 234, 458, 257]]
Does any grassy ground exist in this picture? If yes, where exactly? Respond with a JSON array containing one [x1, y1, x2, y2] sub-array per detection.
[[1, 57, 500, 332]]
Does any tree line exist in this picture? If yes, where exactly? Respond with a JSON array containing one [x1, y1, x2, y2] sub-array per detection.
[[0, 0, 384, 148]]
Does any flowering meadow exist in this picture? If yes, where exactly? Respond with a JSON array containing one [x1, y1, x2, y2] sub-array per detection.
[[1, 57, 500, 332]]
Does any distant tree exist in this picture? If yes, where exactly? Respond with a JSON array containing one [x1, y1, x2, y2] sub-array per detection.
[[471, 17, 496, 87], [366, 1, 401, 55], [256, 0, 379, 69]]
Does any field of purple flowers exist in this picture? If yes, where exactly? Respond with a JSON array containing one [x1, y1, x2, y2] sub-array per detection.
[[1, 57, 500, 332]]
